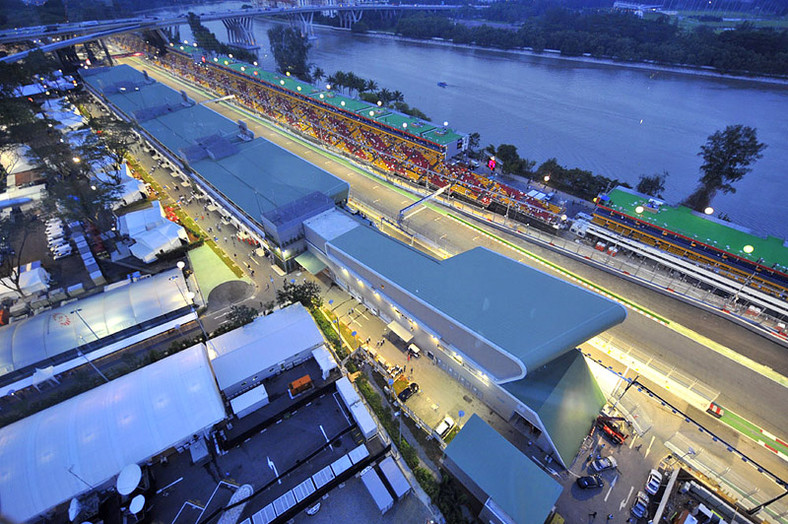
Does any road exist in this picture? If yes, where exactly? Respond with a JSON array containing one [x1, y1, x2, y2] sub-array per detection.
[[120, 55, 788, 442]]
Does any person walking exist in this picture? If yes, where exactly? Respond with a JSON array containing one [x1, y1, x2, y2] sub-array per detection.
[[589, 512, 597, 519]]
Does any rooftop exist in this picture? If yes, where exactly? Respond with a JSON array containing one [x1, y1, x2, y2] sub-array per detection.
[[81, 65, 349, 222], [444, 414, 563, 524], [327, 219, 626, 382], [602, 187, 788, 268], [0, 268, 190, 379], [502, 350, 605, 465], [0, 344, 225, 523]]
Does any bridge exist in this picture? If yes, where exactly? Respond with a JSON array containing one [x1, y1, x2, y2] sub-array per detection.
[[0, 4, 460, 63]]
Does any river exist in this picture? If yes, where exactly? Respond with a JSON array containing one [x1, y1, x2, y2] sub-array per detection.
[[174, 8, 788, 239]]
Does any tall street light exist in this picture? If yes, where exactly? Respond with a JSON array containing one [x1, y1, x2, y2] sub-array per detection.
[[70, 308, 109, 383]]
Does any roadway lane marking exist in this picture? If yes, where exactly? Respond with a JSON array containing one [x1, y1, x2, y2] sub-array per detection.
[[629, 434, 639, 449], [604, 475, 618, 502], [619, 485, 634, 510], [644, 435, 656, 458]]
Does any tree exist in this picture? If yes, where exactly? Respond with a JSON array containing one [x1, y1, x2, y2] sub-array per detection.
[[636, 171, 668, 197], [0, 212, 37, 299], [84, 116, 137, 170], [683, 125, 766, 212], [276, 280, 323, 310], [311, 66, 325, 86], [226, 305, 259, 326], [268, 26, 312, 81]]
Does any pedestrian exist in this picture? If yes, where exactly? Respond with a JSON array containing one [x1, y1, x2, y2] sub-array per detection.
[[607, 515, 614, 521], [251, 270, 254, 276], [224, 237, 228, 243], [589, 512, 597, 519], [266, 283, 270, 291]]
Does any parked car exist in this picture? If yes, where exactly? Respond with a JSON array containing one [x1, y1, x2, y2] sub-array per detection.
[[576, 475, 604, 489], [645, 469, 663, 496], [434, 415, 455, 439], [50, 241, 69, 252], [590, 456, 617, 472], [397, 383, 419, 402], [53, 247, 73, 260], [631, 490, 650, 519]]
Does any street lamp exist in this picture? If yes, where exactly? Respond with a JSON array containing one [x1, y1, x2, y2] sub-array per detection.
[[743, 244, 754, 254], [70, 308, 109, 383], [72, 156, 81, 164], [704, 206, 714, 215], [635, 205, 644, 214]]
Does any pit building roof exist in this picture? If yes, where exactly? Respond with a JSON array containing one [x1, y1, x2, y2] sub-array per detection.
[[81, 65, 349, 221], [444, 414, 563, 524], [322, 215, 626, 382]]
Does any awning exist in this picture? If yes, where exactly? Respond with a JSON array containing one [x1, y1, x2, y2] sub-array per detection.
[[295, 251, 327, 275], [386, 321, 413, 344]]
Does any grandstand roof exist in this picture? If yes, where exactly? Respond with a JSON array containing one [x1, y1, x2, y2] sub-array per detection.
[[170, 46, 466, 147], [81, 65, 349, 224], [327, 219, 626, 382], [0, 268, 190, 378], [603, 187, 788, 269]]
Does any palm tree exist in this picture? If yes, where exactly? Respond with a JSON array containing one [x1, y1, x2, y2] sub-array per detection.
[[364, 79, 378, 93], [326, 73, 339, 91], [391, 90, 404, 103], [378, 88, 393, 105], [311, 66, 325, 86]]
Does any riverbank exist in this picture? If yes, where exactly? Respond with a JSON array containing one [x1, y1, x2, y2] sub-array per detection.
[[316, 24, 788, 86]]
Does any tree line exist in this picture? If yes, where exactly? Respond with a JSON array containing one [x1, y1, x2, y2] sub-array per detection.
[[187, 13, 257, 64], [394, 11, 788, 76]]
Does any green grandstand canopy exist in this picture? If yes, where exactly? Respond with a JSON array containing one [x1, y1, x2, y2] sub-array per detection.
[[603, 187, 788, 268], [445, 414, 563, 524]]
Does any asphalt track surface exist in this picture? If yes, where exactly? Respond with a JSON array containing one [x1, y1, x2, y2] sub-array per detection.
[[122, 56, 788, 443]]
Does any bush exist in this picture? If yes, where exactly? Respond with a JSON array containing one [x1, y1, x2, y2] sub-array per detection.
[[345, 360, 358, 373]]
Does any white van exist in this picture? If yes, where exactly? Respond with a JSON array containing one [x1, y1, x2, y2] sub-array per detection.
[[408, 344, 421, 358], [435, 415, 455, 439]]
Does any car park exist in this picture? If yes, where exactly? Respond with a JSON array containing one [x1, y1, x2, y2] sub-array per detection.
[[590, 456, 617, 472], [576, 475, 604, 489], [631, 490, 650, 519], [397, 383, 419, 402], [434, 415, 455, 439], [644, 469, 663, 496]]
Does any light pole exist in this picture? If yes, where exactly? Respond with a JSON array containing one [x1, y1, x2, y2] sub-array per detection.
[[173, 262, 210, 343], [70, 308, 109, 383]]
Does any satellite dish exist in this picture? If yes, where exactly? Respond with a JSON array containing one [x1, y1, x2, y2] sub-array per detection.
[[129, 494, 145, 514], [116, 464, 142, 496], [68, 498, 81, 521]]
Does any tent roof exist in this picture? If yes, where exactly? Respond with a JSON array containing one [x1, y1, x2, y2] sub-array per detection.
[[0, 344, 225, 522], [328, 220, 626, 382], [208, 303, 324, 390], [444, 415, 562, 524], [0, 268, 190, 377]]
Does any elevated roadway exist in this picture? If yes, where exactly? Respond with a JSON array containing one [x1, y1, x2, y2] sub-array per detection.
[[120, 54, 788, 448]]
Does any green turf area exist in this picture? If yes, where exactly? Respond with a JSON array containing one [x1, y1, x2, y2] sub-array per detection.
[[603, 188, 788, 269], [188, 244, 249, 300]]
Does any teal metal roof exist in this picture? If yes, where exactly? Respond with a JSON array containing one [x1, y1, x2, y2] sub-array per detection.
[[444, 414, 563, 524], [191, 138, 349, 216], [503, 350, 605, 465], [81, 65, 349, 225], [329, 225, 626, 382]]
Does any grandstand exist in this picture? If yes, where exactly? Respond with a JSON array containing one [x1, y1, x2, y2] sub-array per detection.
[[593, 186, 788, 299], [113, 36, 565, 229]]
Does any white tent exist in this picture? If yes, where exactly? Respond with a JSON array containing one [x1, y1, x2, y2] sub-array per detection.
[[0, 144, 38, 176], [0, 344, 226, 523], [95, 164, 145, 209], [311, 346, 337, 380], [118, 201, 187, 263], [0, 266, 50, 301]]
